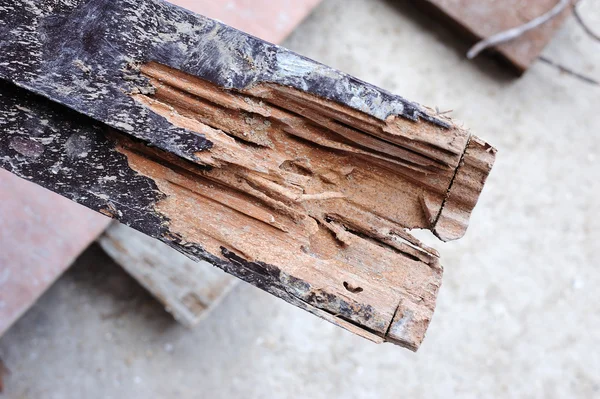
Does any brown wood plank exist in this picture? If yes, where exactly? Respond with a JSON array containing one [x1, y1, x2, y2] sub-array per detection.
[[0, 0, 496, 350], [0, 0, 321, 336]]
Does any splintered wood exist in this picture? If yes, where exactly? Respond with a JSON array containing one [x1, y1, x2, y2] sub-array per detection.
[[0, 0, 496, 351], [92, 0, 321, 329], [109, 62, 496, 350]]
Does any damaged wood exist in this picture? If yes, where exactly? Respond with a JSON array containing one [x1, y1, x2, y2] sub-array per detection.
[[0, 0, 496, 350], [94, 0, 321, 329]]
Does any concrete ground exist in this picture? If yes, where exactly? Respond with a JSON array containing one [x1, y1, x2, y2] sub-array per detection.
[[1, 0, 599, 397]]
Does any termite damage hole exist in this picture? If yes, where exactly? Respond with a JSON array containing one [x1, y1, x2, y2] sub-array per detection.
[[343, 281, 363, 294]]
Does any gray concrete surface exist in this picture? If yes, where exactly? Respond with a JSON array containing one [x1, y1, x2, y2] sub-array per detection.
[[1, 0, 599, 397]]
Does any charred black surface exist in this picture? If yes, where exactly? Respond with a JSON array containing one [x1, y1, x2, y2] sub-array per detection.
[[0, 0, 449, 167], [0, 79, 165, 236], [0, 0, 213, 163], [0, 78, 384, 338], [0, 0, 472, 349]]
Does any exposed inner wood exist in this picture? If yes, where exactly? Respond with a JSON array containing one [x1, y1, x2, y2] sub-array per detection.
[[111, 61, 495, 350]]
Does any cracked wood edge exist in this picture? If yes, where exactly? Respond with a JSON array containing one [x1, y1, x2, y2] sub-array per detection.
[[94, 0, 321, 328], [0, 0, 497, 350], [429, 136, 496, 241]]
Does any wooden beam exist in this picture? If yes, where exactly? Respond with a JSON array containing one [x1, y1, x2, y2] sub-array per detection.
[[0, 0, 496, 350], [95, 0, 322, 328]]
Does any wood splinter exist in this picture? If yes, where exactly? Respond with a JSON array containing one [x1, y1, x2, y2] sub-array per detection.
[[0, 0, 497, 351]]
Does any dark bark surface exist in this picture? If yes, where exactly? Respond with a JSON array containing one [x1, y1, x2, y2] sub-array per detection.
[[0, 80, 165, 236], [0, 0, 448, 163]]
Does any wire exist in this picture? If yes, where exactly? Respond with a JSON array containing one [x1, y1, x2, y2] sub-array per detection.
[[467, 0, 570, 59]]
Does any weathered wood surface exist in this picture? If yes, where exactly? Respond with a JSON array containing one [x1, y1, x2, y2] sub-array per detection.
[[95, 0, 321, 327], [0, 0, 321, 335], [0, 0, 496, 350], [94, 0, 319, 327], [99, 222, 237, 327], [413, 0, 574, 73]]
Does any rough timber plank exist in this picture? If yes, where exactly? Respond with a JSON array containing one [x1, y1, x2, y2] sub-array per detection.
[[413, 0, 574, 73], [0, 0, 320, 334], [95, 0, 321, 327], [0, 0, 496, 350]]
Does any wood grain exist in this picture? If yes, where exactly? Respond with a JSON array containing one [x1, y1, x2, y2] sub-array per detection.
[[100, 0, 323, 326], [0, 0, 321, 335], [112, 61, 495, 349], [0, 0, 495, 350]]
